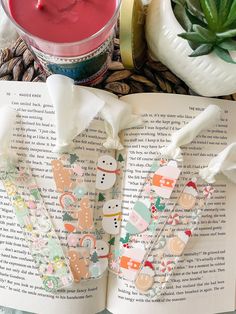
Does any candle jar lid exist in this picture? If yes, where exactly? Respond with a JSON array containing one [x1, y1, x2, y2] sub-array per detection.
[[120, 0, 147, 70]]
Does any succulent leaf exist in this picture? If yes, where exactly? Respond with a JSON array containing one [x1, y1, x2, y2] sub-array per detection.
[[200, 0, 219, 30], [186, 0, 204, 19], [178, 31, 210, 43], [174, 4, 193, 31], [224, 0, 236, 27], [218, 38, 236, 50], [173, 0, 236, 63], [214, 46, 236, 63], [189, 43, 214, 56], [193, 24, 216, 41], [217, 28, 236, 38], [218, 0, 234, 25], [186, 8, 208, 26]]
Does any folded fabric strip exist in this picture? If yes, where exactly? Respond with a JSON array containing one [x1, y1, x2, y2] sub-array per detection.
[[46, 74, 142, 152], [160, 105, 221, 162], [199, 143, 236, 184], [46, 75, 105, 153], [0, 106, 17, 167], [94, 91, 143, 150]]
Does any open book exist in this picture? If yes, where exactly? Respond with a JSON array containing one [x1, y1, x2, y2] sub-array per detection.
[[0, 81, 235, 314]]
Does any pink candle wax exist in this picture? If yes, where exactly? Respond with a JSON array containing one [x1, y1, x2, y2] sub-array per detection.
[[2, 0, 120, 84], [9, 0, 118, 56]]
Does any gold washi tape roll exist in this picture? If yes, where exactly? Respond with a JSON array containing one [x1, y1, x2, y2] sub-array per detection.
[[120, 0, 147, 70]]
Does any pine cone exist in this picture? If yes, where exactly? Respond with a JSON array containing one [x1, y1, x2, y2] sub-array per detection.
[[0, 37, 46, 82]]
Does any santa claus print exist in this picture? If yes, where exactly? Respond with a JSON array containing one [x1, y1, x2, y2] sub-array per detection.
[[135, 260, 155, 293], [178, 178, 198, 210]]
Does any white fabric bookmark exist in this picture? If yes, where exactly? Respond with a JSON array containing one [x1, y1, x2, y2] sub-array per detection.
[[46, 74, 142, 153], [160, 105, 221, 161], [95, 92, 143, 150], [46, 75, 105, 153], [0, 106, 17, 167], [200, 143, 236, 184]]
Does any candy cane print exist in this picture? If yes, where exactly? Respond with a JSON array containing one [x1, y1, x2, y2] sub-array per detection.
[[119, 105, 221, 282], [136, 139, 236, 298], [134, 175, 213, 297], [124, 105, 220, 236]]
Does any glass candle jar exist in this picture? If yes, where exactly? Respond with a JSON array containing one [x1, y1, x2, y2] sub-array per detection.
[[1, 0, 121, 85]]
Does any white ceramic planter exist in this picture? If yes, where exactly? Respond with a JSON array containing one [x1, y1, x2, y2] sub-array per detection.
[[146, 0, 236, 97]]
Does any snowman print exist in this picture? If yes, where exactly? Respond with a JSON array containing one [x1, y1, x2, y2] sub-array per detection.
[[96, 155, 119, 191], [102, 199, 122, 235], [95, 240, 109, 275]]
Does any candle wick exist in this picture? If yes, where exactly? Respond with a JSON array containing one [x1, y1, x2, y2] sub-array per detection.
[[36, 0, 44, 10]]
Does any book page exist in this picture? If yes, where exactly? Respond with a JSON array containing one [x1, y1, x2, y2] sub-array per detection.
[[107, 93, 236, 314], [0, 81, 110, 314]]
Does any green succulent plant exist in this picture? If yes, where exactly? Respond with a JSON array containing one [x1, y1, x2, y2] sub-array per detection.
[[172, 0, 236, 63]]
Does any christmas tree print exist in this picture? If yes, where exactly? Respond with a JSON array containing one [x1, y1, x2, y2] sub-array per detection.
[[108, 237, 115, 246], [62, 212, 74, 222], [120, 233, 130, 244], [30, 188, 41, 201], [117, 154, 124, 162], [95, 228, 105, 240], [70, 153, 79, 165], [98, 193, 105, 202], [155, 197, 165, 212], [91, 251, 99, 263]]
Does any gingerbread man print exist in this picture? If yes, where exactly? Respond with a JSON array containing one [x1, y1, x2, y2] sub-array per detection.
[[77, 197, 94, 231], [51, 159, 74, 193], [67, 248, 90, 282]]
